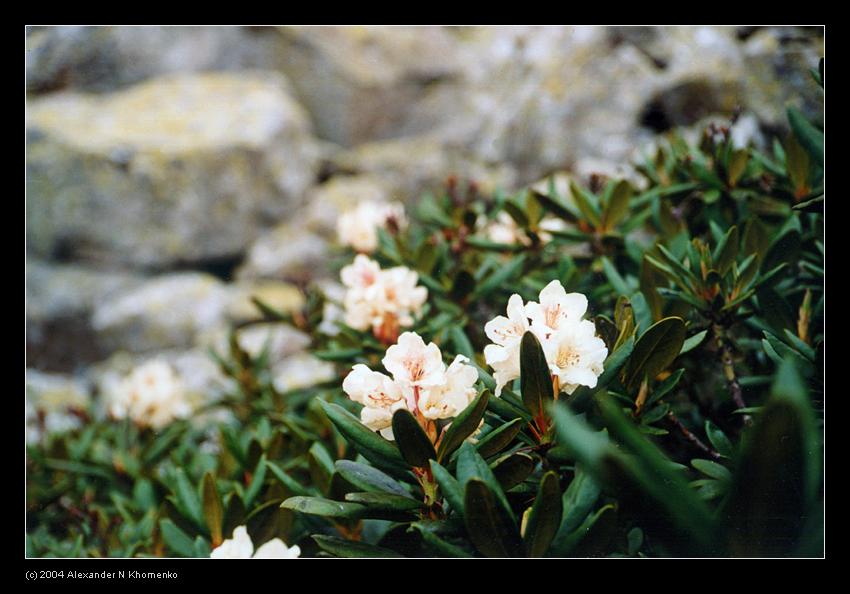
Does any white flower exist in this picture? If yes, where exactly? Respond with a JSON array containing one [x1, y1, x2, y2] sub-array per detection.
[[418, 355, 479, 420], [525, 279, 588, 338], [337, 200, 407, 253], [339, 255, 427, 341], [382, 332, 445, 390], [342, 332, 480, 441], [483, 294, 530, 396], [543, 319, 608, 395], [210, 526, 300, 559], [342, 364, 407, 439], [107, 360, 192, 429], [480, 213, 566, 245], [483, 281, 606, 397]]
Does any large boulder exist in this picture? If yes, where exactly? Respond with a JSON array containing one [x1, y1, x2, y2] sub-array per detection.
[[269, 26, 464, 147], [26, 72, 320, 268], [25, 26, 267, 93], [26, 258, 147, 371], [90, 272, 231, 353]]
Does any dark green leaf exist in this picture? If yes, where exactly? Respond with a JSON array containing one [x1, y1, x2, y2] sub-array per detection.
[[392, 409, 437, 468], [523, 471, 563, 557]]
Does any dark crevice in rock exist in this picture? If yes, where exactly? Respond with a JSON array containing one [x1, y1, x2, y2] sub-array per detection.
[[639, 99, 673, 134], [169, 252, 245, 283]]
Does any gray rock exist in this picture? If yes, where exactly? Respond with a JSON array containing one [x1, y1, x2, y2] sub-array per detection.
[[236, 222, 330, 283], [91, 272, 230, 353], [331, 135, 520, 198], [26, 72, 320, 268], [26, 258, 147, 371], [26, 26, 269, 94], [269, 26, 464, 147]]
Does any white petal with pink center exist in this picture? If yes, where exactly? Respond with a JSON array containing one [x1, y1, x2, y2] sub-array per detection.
[[483, 294, 530, 395], [544, 319, 608, 395], [382, 332, 446, 389], [419, 355, 479, 420], [525, 280, 588, 339], [342, 364, 408, 435]]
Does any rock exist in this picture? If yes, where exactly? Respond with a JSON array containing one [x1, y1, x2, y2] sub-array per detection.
[[331, 136, 520, 198], [26, 26, 268, 94], [272, 352, 336, 393], [742, 27, 824, 128], [269, 26, 464, 146], [26, 369, 91, 443], [26, 257, 147, 371], [236, 222, 330, 283], [91, 273, 230, 353], [26, 72, 320, 268], [225, 280, 305, 322]]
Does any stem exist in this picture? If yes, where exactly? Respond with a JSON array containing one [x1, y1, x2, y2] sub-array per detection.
[[713, 324, 752, 427], [666, 412, 722, 460]]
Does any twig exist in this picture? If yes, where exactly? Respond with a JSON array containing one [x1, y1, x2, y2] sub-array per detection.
[[714, 325, 753, 427], [666, 412, 722, 460]]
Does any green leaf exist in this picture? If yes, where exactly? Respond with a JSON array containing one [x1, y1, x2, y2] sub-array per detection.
[[727, 149, 749, 186], [456, 442, 514, 522], [787, 106, 823, 167], [202, 473, 223, 547], [520, 331, 553, 419], [413, 523, 473, 557], [680, 330, 708, 355], [437, 389, 490, 462], [318, 400, 409, 475], [344, 492, 423, 512], [558, 465, 601, 536], [704, 421, 734, 458], [623, 317, 687, 390], [312, 535, 404, 558], [569, 180, 602, 227], [266, 461, 310, 497], [523, 471, 563, 557], [464, 479, 522, 557], [159, 519, 197, 558], [691, 459, 732, 482], [334, 460, 411, 498], [173, 468, 204, 529], [762, 230, 800, 276], [280, 496, 366, 519], [602, 180, 632, 230], [712, 225, 739, 276], [243, 455, 267, 509], [722, 358, 821, 556], [491, 452, 536, 491], [601, 257, 631, 296], [532, 190, 579, 223], [449, 326, 476, 361], [476, 418, 524, 458], [473, 255, 527, 299], [392, 409, 437, 468], [430, 460, 465, 517]]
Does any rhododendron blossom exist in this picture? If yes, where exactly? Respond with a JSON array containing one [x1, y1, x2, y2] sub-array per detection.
[[210, 526, 300, 559], [484, 280, 607, 397], [337, 200, 407, 253], [107, 360, 192, 429], [341, 332, 478, 441], [339, 255, 427, 343]]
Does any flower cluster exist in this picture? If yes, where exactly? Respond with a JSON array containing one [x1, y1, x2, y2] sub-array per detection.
[[106, 360, 192, 429], [210, 526, 300, 559], [342, 332, 478, 440], [337, 200, 407, 253], [480, 212, 566, 245], [484, 280, 608, 396], [340, 255, 428, 343]]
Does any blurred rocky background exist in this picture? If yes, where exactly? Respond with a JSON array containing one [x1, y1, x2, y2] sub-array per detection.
[[25, 25, 823, 420]]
